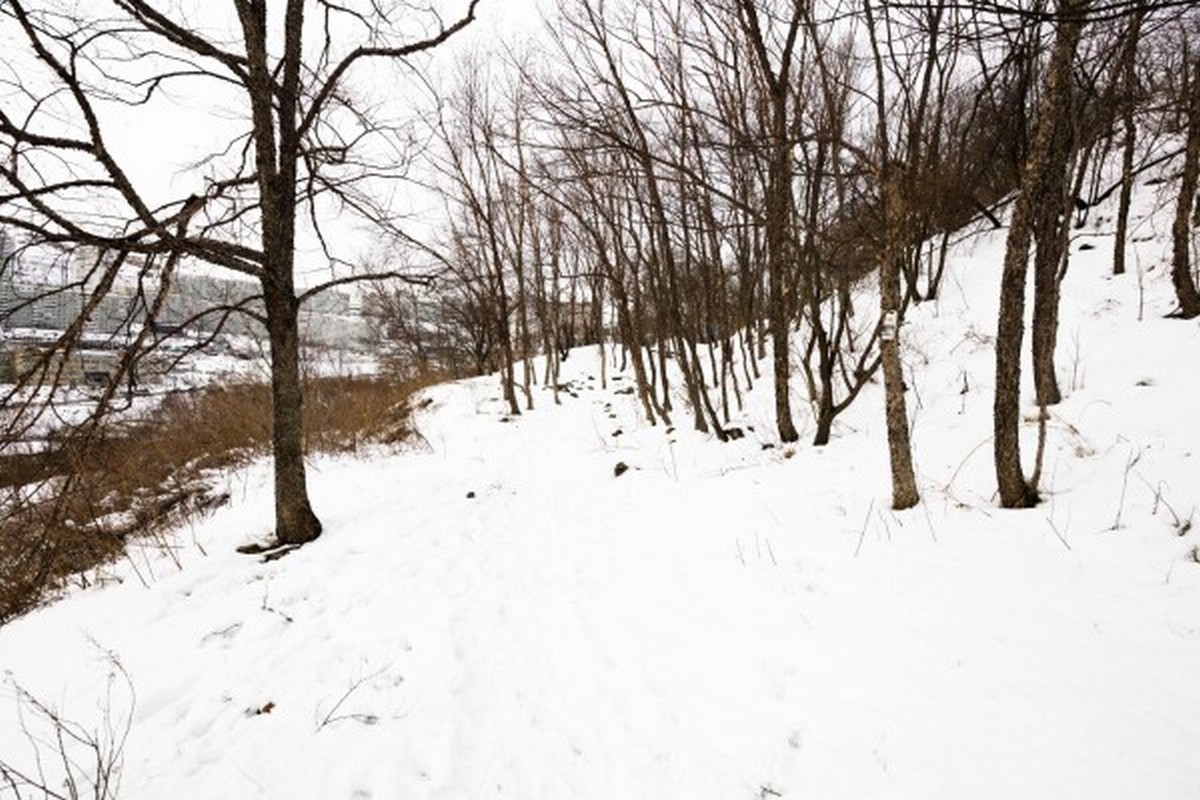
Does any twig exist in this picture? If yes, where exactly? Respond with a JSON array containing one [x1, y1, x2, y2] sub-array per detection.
[[1047, 517, 1072, 552], [1110, 447, 1143, 530], [854, 499, 876, 558], [921, 500, 938, 543], [316, 667, 389, 731]]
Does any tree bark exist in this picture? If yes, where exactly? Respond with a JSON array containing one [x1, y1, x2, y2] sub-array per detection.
[[766, 141, 800, 444], [864, 0, 919, 509], [994, 0, 1088, 508], [737, 0, 801, 443], [241, 0, 322, 545], [263, 282, 321, 544], [1113, 106, 1137, 276], [880, 178, 920, 510], [1031, 114, 1073, 407], [1170, 57, 1200, 319]]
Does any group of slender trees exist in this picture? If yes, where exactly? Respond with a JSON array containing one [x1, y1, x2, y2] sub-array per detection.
[[388, 0, 1200, 513], [3, 0, 1200, 551]]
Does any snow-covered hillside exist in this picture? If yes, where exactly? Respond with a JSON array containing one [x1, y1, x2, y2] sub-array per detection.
[[1, 176, 1199, 799]]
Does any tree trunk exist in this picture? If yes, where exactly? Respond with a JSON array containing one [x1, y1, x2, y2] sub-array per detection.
[[1030, 119, 1073, 407], [1031, 235, 1065, 406], [880, 178, 920, 510], [263, 283, 322, 545], [1170, 57, 1200, 319], [1032, 56, 1084, 407], [767, 92, 800, 444], [238, 0, 322, 547], [926, 231, 951, 299], [494, 263, 521, 415], [1113, 111, 1137, 276], [863, 0, 919, 509], [994, 0, 1088, 508], [1112, 1, 1141, 278]]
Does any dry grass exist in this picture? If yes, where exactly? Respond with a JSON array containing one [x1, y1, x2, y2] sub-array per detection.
[[0, 373, 443, 624]]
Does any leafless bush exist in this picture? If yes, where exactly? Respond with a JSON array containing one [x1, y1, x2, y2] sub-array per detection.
[[0, 655, 132, 800], [0, 374, 442, 624]]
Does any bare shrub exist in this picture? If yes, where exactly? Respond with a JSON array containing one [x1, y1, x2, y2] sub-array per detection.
[[0, 654, 132, 800], [0, 373, 443, 624]]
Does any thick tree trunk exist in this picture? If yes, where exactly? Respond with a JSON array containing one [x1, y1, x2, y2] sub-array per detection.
[[1170, 58, 1200, 319], [994, 0, 1088, 508], [236, 0, 322, 547], [264, 284, 321, 545]]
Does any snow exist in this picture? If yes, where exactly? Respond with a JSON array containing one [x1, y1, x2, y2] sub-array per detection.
[[2, 177, 1200, 799]]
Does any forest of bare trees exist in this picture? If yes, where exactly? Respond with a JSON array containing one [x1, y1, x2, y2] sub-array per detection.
[[3, 0, 1200, 570], [375, 0, 1200, 512]]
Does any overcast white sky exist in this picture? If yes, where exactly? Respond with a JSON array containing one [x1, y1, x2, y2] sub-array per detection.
[[2, 0, 552, 289]]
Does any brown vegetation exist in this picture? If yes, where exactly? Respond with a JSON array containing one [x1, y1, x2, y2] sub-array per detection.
[[0, 373, 440, 625]]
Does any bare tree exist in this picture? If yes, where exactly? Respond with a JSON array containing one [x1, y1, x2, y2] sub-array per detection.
[[1169, 45, 1200, 318], [994, 0, 1090, 508], [0, 0, 479, 549], [863, 0, 921, 509], [735, 0, 804, 443], [1111, 2, 1145, 276]]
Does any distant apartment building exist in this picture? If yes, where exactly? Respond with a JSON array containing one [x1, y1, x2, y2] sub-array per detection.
[[1, 237, 368, 349]]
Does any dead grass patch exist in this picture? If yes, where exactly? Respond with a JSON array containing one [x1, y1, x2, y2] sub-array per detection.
[[0, 372, 443, 624]]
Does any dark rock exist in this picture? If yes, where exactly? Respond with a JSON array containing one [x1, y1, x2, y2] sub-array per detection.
[[614, 462, 630, 478]]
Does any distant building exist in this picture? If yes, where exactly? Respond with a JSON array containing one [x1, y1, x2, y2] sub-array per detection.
[[1, 233, 373, 383], [2, 237, 368, 343]]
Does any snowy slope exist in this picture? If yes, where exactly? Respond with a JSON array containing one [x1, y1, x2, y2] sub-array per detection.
[[1, 175, 1199, 799]]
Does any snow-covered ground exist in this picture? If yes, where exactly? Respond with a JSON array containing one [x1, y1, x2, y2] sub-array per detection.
[[1, 178, 1199, 799]]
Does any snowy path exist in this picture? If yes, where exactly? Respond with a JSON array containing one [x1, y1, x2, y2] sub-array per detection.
[[3, 211, 1200, 798]]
